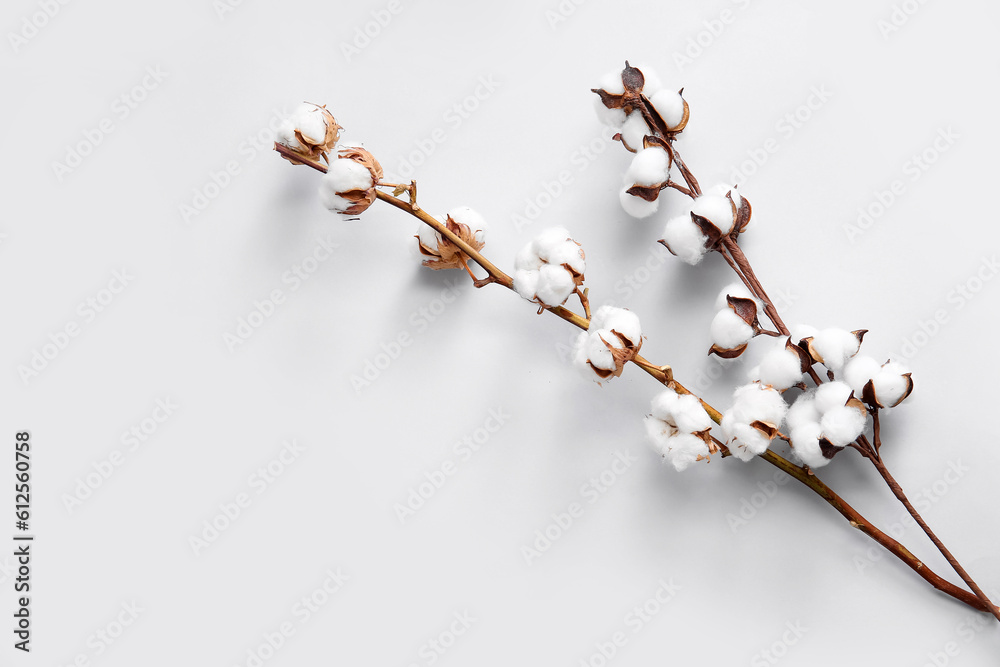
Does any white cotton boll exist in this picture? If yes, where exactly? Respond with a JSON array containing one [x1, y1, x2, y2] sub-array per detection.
[[723, 419, 771, 461], [730, 383, 788, 427], [821, 405, 867, 447], [620, 113, 650, 150], [292, 103, 329, 144], [786, 394, 821, 432], [690, 194, 735, 234], [792, 324, 818, 342], [714, 282, 756, 310], [417, 221, 441, 250], [571, 332, 600, 382], [598, 70, 625, 96], [535, 264, 577, 307], [873, 361, 910, 407], [546, 240, 585, 275], [586, 331, 618, 371], [532, 227, 571, 258], [619, 186, 659, 219], [710, 308, 754, 350], [811, 328, 861, 371], [650, 390, 680, 421], [644, 416, 674, 455], [626, 147, 670, 187], [672, 394, 713, 434], [661, 215, 708, 265], [321, 159, 372, 194], [791, 423, 831, 469], [661, 433, 710, 472], [649, 89, 685, 129], [757, 346, 804, 390], [814, 381, 853, 414], [603, 308, 642, 347], [275, 119, 303, 150], [844, 355, 881, 395], [448, 206, 488, 243], [593, 98, 627, 129], [514, 243, 542, 272], [512, 269, 540, 301]]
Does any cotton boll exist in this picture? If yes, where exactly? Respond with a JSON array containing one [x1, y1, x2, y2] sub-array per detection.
[[814, 381, 853, 414], [572, 332, 600, 382], [661, 433, 710, 472], [650, 390, 680, 421], [786, 394, 821, 432], [593, 98, 627, 128], [691, 194, 735, 234], [872, 361, 911, 407], [603, 308, 642, 347], [535, 264, 577, 307], [546, 240, 585, 275], [587, 330, 618, 371], [672, 394, 713, 433], [811, 328, 861, 371], [449, 206, 488, 243], [513, 270, 540, 301], [821, 405, 867, 447], [321, 159, 373, 194], [644, 416, 675, 454], [417, 221, 442, 251], [723, 419, 771, 461], [649, 89, 685, 129], [620, 186, 659, 219], [792, 324, 818, 342], [661, 215, 708, 265], [626, 147, 670, 186], [620, 114, 650, 150], [757, 345, 804, 390], [514, 243, 543, 272], [730, 383, 788, 428], [791, 423, 831, 469], [714, 282, 756, 310], [532, 227, 571, 258], [276, 119, 304, 151], [710, 308, 754, 350], [844, 355, 881, 395]]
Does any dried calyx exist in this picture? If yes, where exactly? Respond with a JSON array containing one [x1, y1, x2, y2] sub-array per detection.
[[416, 207, 488, 271]]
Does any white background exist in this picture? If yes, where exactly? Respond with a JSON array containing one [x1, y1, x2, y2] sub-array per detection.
[[3, 0, 1000, 664]]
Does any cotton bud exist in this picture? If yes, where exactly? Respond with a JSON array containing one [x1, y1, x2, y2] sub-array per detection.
[[691, 193, 736, 236], [619, 114, 651, 152], [721, 383, 788, 461], [592, 61, 684, 150], [753, 338, 810, 390], [318, 146, 382, 216], [645, 389, 715, 471], [513, 227, 585, 308], [649, 89, 689, 132], [572, 306, 642, 383], [620, 146, 671, 218], [276, 103, 341, 164], [714, 282, 757, 310], [415, 206, 488, 271], [799, 327, 866, 372], [787, 384, 868, 467], [659, 211, 708, 265], [862, 360, 914, 408], [790, 422, 837, 470], [709, 295, 760, 359]]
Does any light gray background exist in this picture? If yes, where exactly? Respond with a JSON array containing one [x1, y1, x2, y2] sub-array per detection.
[[3, 0, 1000, 664]]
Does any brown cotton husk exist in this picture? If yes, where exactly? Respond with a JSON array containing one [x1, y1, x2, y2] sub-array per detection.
[[281, 104, 342, 166], [417, 215, 486, 271]]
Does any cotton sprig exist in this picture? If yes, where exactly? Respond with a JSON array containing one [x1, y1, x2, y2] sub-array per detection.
[[572, 306, 642, 383], [721, 382, 788, 461], [787, 382, 869, 469], [644, 388, 715, 471], [796, 325, 867, 373], [513, 227, 586, 309], [708, 282, 765, 358], [592, 61, 688, 152], [276, 102, 341, 165], [659, 186, 749, 264], [415, 206, 488, 272], [844, 356, 914, 408]]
